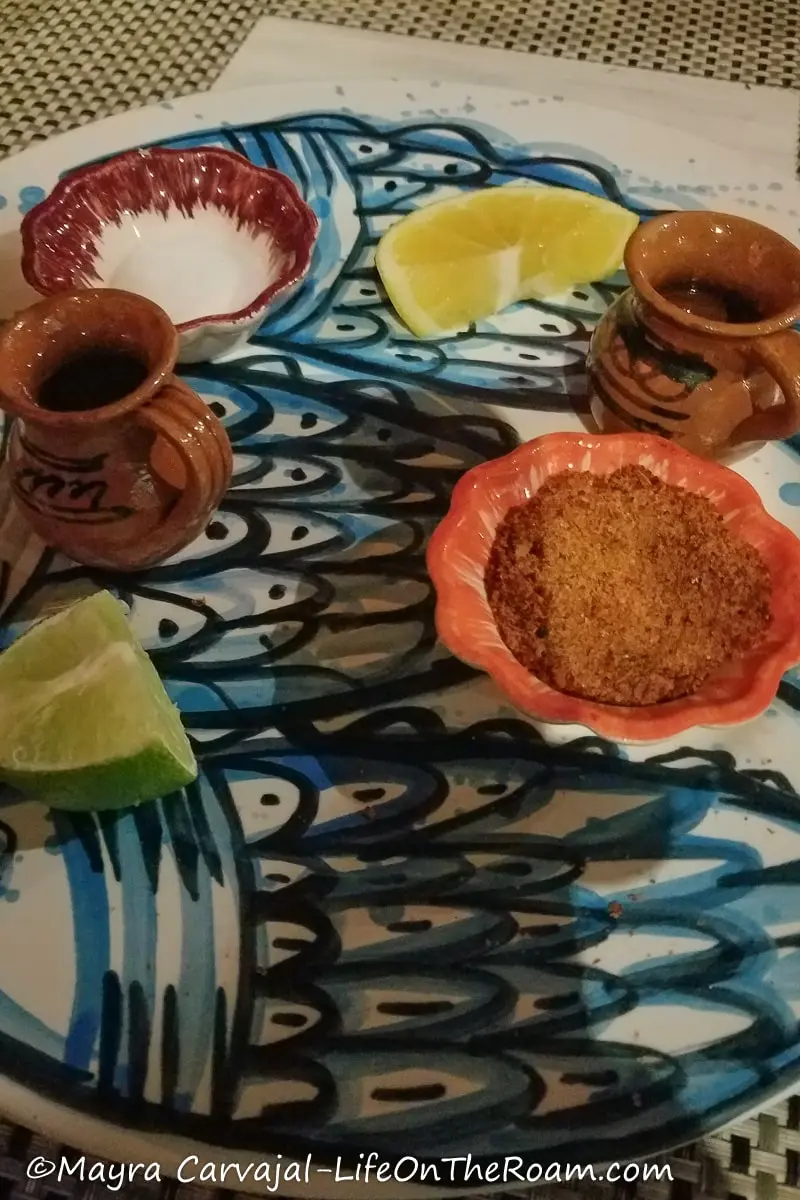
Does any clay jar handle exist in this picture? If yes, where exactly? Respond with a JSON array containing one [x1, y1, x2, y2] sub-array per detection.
[[137, 378, 232, 553], [729, 329, 800, 448]]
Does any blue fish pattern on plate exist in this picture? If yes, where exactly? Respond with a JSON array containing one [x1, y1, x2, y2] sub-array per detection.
[[1, 110, 800, 1179]]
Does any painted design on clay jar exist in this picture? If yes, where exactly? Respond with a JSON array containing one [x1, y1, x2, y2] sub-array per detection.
[[13, 440, 123, 520]]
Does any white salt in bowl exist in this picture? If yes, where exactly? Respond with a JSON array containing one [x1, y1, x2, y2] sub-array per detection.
[[20, 146, 318, 363]]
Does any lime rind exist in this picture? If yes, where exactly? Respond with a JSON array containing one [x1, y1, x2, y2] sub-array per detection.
[[0, 744, 197, 812], [0, 590, 196, 811]]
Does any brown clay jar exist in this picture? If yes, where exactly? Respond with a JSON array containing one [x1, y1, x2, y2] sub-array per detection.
[[587, 211, 800, 459], [0, 289, 232, 570]]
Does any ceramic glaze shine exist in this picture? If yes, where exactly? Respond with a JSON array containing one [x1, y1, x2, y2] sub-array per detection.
[[89, 208, 289, 325]]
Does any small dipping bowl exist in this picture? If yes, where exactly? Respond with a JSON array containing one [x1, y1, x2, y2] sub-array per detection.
[[20, 146, 319, 364], [427, 431, 800, 743]]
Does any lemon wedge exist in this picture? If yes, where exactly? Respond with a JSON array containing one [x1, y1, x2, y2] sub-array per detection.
[[375, 184, 639, 337]]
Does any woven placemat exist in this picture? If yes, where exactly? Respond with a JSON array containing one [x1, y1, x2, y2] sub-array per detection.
[[260, 0, 800, 87], [0, 0, 798, 158], [0, 0, 262, 158]]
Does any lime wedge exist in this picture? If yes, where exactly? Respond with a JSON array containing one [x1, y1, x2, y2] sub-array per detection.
[[0, 590, 196, 811]]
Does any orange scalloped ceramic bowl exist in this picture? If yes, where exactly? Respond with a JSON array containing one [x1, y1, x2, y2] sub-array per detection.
[[427, 431, 800, 742]]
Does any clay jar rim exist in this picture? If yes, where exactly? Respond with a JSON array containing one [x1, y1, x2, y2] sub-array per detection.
[[0, 288, 178, 428], [623, 210, 800, 340]]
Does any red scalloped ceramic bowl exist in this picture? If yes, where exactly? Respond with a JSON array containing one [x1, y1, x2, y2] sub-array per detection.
[[427, 431, 800, 742], [20, 146, 318, 364]]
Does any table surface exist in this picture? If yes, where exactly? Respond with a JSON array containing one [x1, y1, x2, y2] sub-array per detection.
[[3, 10, 800, 1200], [216, 15, 800, 177], [1, 0, 798, 162]]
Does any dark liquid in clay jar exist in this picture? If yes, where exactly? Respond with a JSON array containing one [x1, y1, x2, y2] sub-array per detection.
[[659, 278, 763, 324], [37, 349, 149, 412]]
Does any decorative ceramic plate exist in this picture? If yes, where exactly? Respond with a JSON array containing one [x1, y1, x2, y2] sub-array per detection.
[[1, 80, 800, 1197]]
